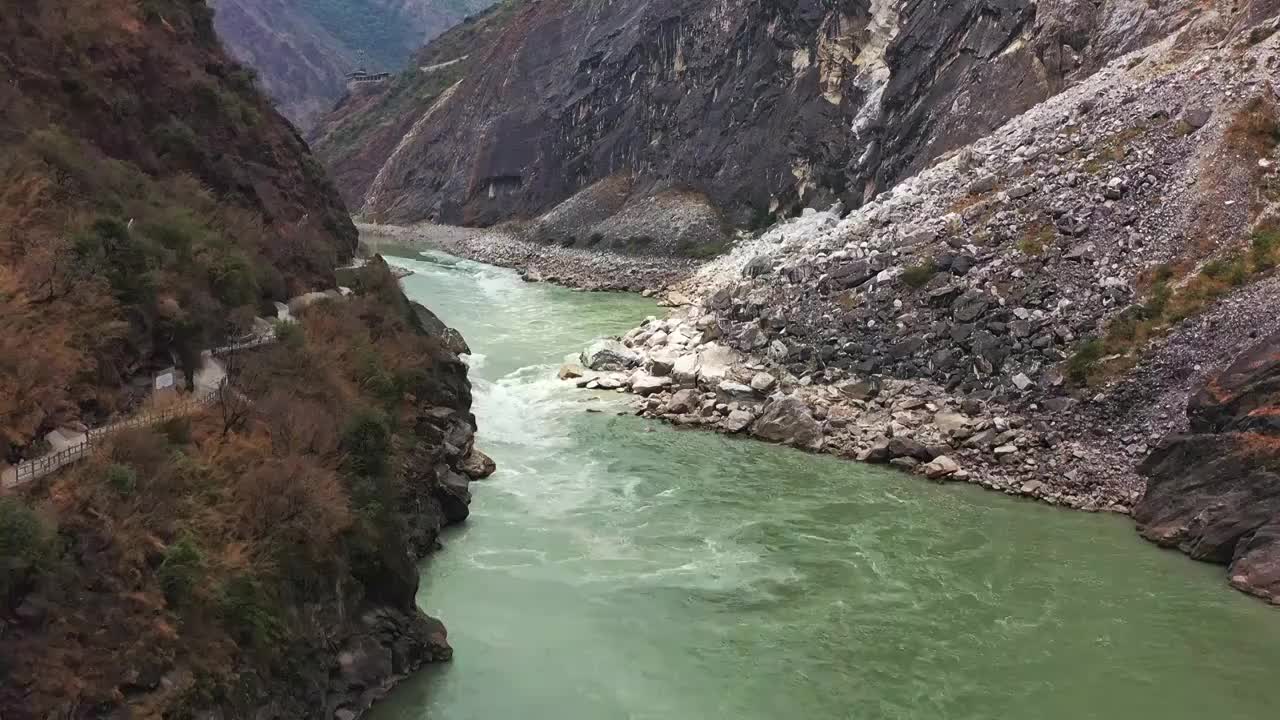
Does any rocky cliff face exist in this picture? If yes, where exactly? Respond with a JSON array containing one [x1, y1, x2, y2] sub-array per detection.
[[315, 0, 1199, 246], [1137, 329, 1280, 604], [211, 0, 495, 130]]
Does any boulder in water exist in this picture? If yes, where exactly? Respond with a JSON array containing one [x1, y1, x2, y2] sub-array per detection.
[[752, 396, 822, 450], [461, 448, 497, 480], [581, 338, 640, 371]]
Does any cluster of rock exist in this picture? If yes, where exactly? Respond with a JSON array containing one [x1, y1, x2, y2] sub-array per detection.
[[566, 311, 1119, 509]]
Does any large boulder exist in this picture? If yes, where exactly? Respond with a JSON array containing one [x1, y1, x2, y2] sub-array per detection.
[[631, 373, 673, 396], [696, 343, 742, 386], [581, 338, 640, 371], [671, 352, 702, 385], [667, 388, 702, 414], [751, 396, 822, 450]]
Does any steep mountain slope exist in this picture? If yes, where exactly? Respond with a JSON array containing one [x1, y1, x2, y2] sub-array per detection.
[[210, 0, 496, 130], [0, 0, 487, 715], [314, 0, 1198, 240]]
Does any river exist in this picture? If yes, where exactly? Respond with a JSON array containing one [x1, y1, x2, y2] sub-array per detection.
[[371, 248, 1280, 720]]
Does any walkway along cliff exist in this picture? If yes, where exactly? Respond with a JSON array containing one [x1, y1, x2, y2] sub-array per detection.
[[0, 1, 490, 717]]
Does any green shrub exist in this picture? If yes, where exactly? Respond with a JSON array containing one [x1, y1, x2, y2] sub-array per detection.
[[218, 575, 282, 647], [341, 410, 391, 479], [1252, 229, 1279, 271], [901, 260, 937, 288], [74, 217, 159, 304], [106, 463, 138, 495], [1067, 338, 1104, 385], [159, 534, 204, 606], [274, 320, 305, 350], [0, 498, 56, 602], [208, 251, 259, 307]]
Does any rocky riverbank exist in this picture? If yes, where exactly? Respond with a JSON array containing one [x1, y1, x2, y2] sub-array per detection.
[[358, 222, 697, 292]]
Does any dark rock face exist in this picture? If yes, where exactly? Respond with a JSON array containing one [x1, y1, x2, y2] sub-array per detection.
[[1136, 330, 1280, 604], [318, 0, 1191, 233]]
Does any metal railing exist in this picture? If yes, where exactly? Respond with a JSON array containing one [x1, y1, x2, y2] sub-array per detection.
[[2, 388, 221, 489], [2, 332, 279, 490]]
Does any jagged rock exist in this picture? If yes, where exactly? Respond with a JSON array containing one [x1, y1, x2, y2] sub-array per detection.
[[932, 409, 971, 437], [337, 635, 393, 691], [969, 174, 1000, 194], [646, 351, 677, 377], [1182, 107, 1212, 129], [1136, 329, 1280, 603], [581, 339, 640, 371], [951, 290, 989, 323], [768, 339, 790, 362], [435, 467, 471, 524], [460, 449, 496, 480], [752, 396, 822, 450]]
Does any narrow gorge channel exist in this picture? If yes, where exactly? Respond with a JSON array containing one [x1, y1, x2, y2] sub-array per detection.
[[374, 248, 1280, 720]]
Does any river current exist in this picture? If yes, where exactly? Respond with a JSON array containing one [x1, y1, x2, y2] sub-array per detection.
[[370, 248, 1280, 720]]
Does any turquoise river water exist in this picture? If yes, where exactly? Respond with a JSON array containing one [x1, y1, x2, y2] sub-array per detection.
[[371, 248, 1280, 720]]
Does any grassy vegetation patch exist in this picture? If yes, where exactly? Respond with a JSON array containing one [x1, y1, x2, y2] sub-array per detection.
[[1067, 226, 1280, 386], [901, 259, 938, 288]]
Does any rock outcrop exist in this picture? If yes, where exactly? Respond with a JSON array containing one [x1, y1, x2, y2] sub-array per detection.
[[317, 0, 1202, 246], [1137, 329, 1280, 604]]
